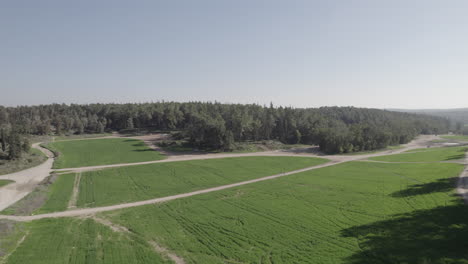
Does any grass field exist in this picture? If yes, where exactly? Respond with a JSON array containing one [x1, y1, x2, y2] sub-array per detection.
[[46, 138, 165, 169], [369, 146, 467, 162], [0, 148, 46, 176], [441, 135, 468, 141], [4, 218, 170, 264], [77, 156, 328, 208], [103, 161, 465, 264], [35, 173, 76, 214], [0, 220, 26, 262], [0, 180, 13, 188], [3, 140, 468, 263]]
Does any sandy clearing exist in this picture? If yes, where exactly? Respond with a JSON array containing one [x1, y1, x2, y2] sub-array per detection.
[[0, 143, 54, 212]]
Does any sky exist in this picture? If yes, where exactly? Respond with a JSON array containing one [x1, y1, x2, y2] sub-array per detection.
[[1, 0, 468, 109]]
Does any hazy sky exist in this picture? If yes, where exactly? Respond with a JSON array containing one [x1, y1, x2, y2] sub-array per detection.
[[2, 0, 468, 108]]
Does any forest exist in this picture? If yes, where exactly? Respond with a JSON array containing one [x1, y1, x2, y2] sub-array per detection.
[[0, 102, 450, 158]]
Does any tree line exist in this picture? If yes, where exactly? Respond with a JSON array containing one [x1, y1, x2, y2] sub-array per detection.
[[0, 102, 450, 158]]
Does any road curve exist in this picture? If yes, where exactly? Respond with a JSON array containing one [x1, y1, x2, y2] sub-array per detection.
[[0, 143, 54, 211]]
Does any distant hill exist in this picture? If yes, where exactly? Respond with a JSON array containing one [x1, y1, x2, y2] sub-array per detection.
[[389, 108, 468, 124]]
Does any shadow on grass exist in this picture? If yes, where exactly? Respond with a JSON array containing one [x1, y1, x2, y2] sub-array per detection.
[[443, 147, 468, 161], [391, 177, 457, 198], [445, 154, 466, 161], [341, 200, 468, 264], [122, 139, 139, 143]]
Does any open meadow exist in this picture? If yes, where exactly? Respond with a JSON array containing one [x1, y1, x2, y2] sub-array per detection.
[[45, 138, 165, 169], [76, 156, 327, 208], [99, 161, 464, 264], [4, 218, 171, 264]]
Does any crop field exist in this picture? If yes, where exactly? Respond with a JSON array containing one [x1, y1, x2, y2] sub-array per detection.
[[46, 138, 165, 169], [76, 156, 327, 208], [103, 161, 465, 264], [1, 144, 467, 264], [0, 180, 13, 188], [370, 146, 468, 162], [4, 218, 170, 264], [36, 173, 76, 213]]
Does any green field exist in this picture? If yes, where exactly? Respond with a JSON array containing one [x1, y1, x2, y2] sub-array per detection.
[[0, 148, 46, 176], [46, 138, 165, 169], [370, 146, 467, 162], [102, 161, 464, 264], [0, 180, 13, 188], [3, 141, 468, 263], [77, 156, 328, 208], [4, 218, 170, 264], [441, 135, 468, 141], [36, 173, 76, 213]]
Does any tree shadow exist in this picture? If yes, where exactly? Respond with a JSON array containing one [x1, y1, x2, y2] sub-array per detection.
[[132, 149, 155, 152], [391, 177, 458, 198], [122, 139, 139, 143], [341, 201, 468, 264], [445, 154, 466, 161], [443, 147, 467, 161]]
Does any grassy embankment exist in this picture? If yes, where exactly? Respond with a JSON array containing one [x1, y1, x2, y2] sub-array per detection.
[[0, 148, 46, 176]]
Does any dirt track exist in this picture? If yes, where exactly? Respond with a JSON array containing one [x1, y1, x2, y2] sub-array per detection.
[[0, 143, 54, 211], [457, 153, 468, 203], [0, 135, 443, 221]]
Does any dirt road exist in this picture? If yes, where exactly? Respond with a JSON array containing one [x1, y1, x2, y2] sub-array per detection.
[[457, 153, 468, 203], [0, 143, 54, 211], [0, 135, 442, 221]]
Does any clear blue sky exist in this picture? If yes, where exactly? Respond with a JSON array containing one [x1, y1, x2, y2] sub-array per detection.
[[2, 0, 468, 108]]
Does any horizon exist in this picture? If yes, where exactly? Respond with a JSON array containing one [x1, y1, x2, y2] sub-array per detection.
[[3, 100, 468, 111], [3, 1, 468, 109]]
